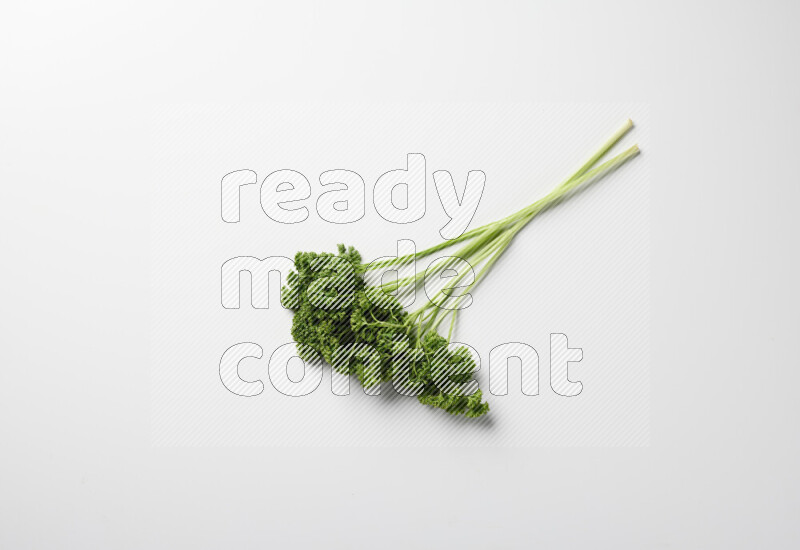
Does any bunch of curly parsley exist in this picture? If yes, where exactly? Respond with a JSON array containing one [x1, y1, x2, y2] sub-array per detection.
[[280, 121, 640, 418]]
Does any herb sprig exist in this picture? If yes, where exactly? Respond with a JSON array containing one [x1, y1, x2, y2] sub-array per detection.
[[281, 120, 640, 417]]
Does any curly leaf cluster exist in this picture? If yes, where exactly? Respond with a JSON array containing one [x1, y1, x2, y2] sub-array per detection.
[[282, 244, 489, 418]]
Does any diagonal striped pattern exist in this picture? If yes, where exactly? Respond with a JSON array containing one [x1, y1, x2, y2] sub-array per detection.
[[150, 102, 650, 447]]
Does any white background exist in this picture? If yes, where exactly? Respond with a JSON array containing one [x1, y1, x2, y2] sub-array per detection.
[[2, 1, 798, 548]]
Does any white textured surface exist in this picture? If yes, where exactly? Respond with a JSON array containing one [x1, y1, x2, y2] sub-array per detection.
[[2, 1, 799, 548]]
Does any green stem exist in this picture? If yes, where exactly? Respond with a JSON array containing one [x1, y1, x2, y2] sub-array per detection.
[[367, 122, 640, 346], [365, 119, 635, 271], [430, 143, 640, 321]]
